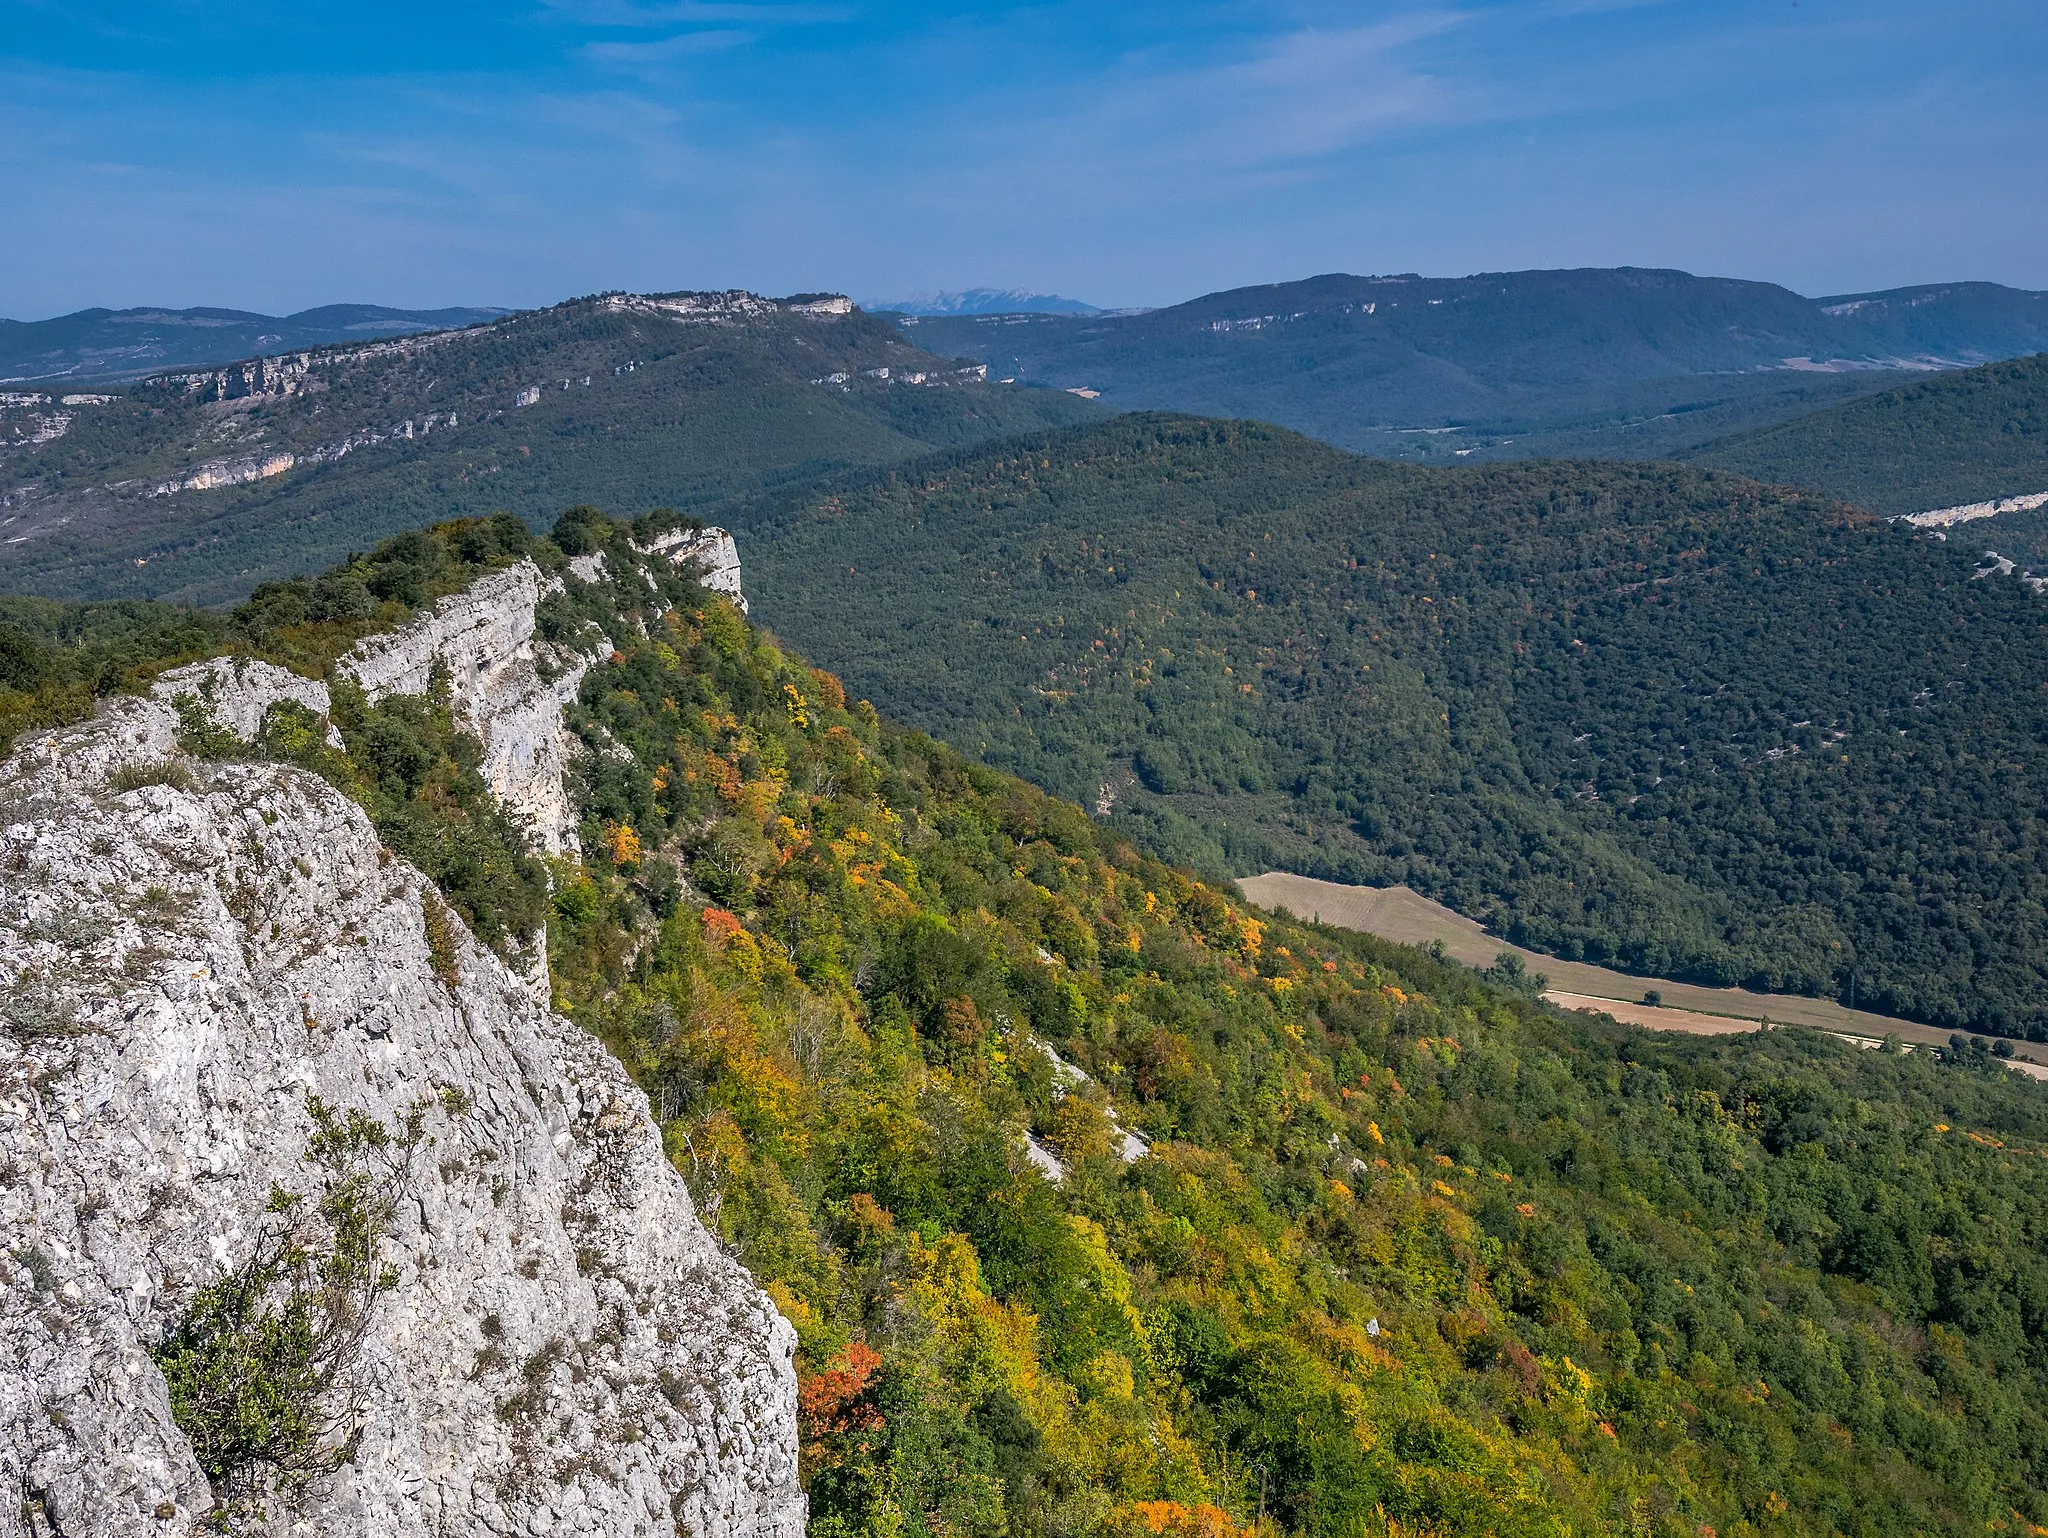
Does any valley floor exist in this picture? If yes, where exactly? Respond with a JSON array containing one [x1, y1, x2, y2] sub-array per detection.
[[1237, 871, 2048, 1074]]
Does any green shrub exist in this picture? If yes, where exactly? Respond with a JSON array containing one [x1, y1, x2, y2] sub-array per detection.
[[421, 893, 462, 989], [153, 1097, 423, 1515], [257, 699, 328, 762], [171, 691, 241, 760], [108, 760, 198, 794]]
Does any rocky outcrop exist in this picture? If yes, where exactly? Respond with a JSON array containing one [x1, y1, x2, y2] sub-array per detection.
[[149, 658, 335, 744], [640, 530, 747, 614], [1021, 1034, 1151, 1184], [147, 330, 477, 405], [140, 542, 745, 870], [0, 690, 803, 1536], [1899, 489, 2048, 529], [598, 293, 850, 326], [150, 450, 298, 497], [147, 416, 464, 498], [149, 353, 316, 404], [324, 540, 747, 854], [338, 562, 596, 857]]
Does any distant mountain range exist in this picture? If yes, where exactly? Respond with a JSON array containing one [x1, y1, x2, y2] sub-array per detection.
[[0, 303, 511, 384], [869, 288, 1103, 316], [0, 290, 1101, 604], [891, 267, 2048, 463], [11, 268, 2043, 613]]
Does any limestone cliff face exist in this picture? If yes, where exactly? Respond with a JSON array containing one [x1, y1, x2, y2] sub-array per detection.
[[323, 540, 744, 852], [337, 562, 597, 857], [145, 538, 746, 861], [138, 571, 589, 865], [638, 530, 746, 615], [0, 542, 802, 1537]]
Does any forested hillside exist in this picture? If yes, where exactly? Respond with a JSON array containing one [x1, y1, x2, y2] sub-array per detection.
[[13, 508, 2048, 1538], [723, 414, 2048, 1039], [1690, 352, 2048, 518], [897, 269, 2048, 464], [0, 292, 1099, 606]]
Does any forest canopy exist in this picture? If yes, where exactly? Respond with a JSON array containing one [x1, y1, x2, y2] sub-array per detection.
[[723, 413, 2048, 1039], [15, 505, 2048, 1538]]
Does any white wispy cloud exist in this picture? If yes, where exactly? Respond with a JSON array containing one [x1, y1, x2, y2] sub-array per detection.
[[538, 0, 846, 27], [583, 29, 754, 64], [1093, 13, 1475, 170]]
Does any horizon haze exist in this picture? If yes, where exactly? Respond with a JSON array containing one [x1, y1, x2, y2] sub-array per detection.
[[3, 0, 2044, 318]]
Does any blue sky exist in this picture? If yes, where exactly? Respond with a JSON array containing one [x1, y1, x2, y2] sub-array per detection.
[[2, 0, 2044, 317]]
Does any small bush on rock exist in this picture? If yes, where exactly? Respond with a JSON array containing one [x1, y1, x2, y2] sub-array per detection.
[[171, 691, 241, 760], [153, 1097, 424, 1519], [108, 760, 199, 794]]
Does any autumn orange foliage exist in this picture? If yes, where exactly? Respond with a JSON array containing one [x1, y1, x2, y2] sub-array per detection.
[[799, 1341, 885, 1440], [846, 1191, 896, 1236], [810, 667, 848, 711], [1132, 1501, 1249, 1538], [701, 907, 745, 947], [601, 820, 642, 867]]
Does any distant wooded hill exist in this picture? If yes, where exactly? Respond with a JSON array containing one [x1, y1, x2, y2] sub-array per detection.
[[894, 268, 2048, 463], [0, 292, 1100, 605], [724, 413, 2048, 1039], [1688, 352, 2048, 516], [0, 302, 510, 384]]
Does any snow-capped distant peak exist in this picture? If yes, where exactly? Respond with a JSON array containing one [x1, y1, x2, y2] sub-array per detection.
[[867, 288, 1101, 316]]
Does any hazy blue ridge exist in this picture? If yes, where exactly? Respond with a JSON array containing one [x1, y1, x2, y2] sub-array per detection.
[[870, 288, 1105, 316], [0, 303, 512, 384], [892, 267, 2048, 464]]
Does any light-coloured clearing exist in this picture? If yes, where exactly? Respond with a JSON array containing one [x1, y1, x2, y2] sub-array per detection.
[[1237, 871, 2048, 1071], [1541, 990, 1754, 1035]]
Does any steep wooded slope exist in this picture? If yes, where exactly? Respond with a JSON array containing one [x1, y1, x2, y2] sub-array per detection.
[[12, 510, 2048, 1538], [723, 414, 2048, 1037], [540, 524, 2048, 1538]]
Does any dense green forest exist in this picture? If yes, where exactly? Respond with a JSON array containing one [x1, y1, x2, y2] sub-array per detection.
[[720, 414, 2048, 1039], [897, 270, 2048, 463], [27, 506, 2048, 1538], [1690, 353, 2048, 517], [75, 509, 2048, 1537], [0, 294, 1099, 606]]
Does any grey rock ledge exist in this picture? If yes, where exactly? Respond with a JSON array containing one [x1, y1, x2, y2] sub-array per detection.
[[1, 548, 800, 1536]]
